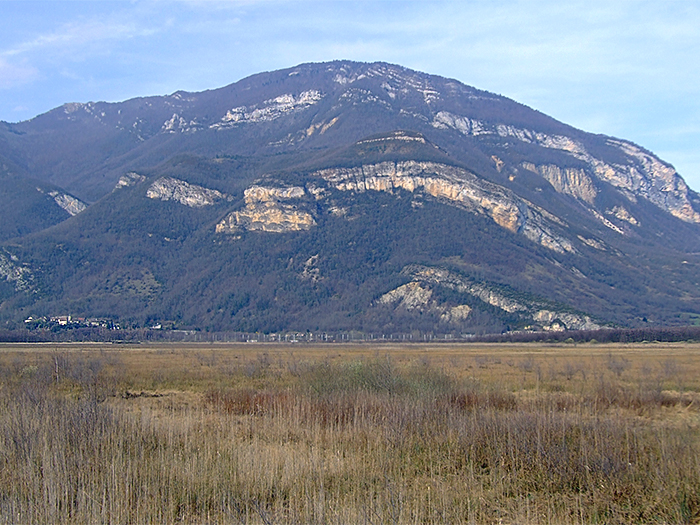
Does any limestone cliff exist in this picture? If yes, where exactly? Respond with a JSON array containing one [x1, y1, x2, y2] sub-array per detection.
[[406, 265, 526, 314], [440, 305, 473, 323], [522, 162, 597, 204], [606, 140, 700, 223], [378, 282, 434, 310], [378, 281, 473, 325], [115, 172, 146, 189], [433, 111, 700, 223], [146, 177, 227, 207], [160, 113, 202, 134], [532, 310, 601, 332], [607, 205, 639, 226], [34, 186, 87, 216], [216, 185, 315, 233], [312, 160, 575, 254], [211, 90, 323, 130], [392, 264, 602, 331], [48, 191, 87, 216]]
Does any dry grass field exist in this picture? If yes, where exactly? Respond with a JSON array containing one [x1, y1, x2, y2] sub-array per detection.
[[1, 341, 699, 524]]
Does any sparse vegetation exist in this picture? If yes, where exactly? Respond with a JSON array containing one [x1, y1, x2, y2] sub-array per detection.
[[1, 342, 699, 524]]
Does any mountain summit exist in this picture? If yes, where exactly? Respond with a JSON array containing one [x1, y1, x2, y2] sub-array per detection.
[[1, 61, 699, 333]]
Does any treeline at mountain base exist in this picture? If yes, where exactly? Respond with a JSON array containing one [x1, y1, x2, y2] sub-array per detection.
[[2, 325, 700, 344]]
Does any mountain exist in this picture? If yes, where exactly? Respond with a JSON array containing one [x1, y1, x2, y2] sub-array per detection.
[[1, 60, 699, 334]]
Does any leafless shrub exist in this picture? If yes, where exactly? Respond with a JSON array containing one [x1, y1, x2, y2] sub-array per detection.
[[607, 353, 631, 377], [518, 356, 535, 373], [562, 360, 584, 380]]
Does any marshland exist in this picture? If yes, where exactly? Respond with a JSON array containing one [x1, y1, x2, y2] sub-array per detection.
[[1, 342, 699, 524]]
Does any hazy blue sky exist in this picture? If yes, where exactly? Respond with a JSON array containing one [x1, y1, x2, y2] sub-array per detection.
[[2, 0, 699, 189]]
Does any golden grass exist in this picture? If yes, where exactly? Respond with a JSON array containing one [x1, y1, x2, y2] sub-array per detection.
[[1, 341, 699, 524]]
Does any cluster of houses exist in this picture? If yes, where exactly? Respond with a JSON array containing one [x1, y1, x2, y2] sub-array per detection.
[[23, 315, 121, 330]]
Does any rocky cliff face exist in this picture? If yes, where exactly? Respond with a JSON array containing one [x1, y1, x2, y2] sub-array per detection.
[[378, 281, 473, 326], [312, 160, 575, 253], [216, 151, 577, 253], [210, 90, 323, 130], [216, 186, 315, 233], [522, 163, 597, 204], [433, 110, 699, 224], [115, 172, 146, 190], [146, 177, 228, 207], [607, 205, 639, 226], [379, 282, 434, 310], [394, 265, 602, 331], [48, 191, 87, 216], [608, 140, 700, 223]]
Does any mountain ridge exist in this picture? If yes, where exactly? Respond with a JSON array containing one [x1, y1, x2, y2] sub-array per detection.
[[1, 61, 699, 334]]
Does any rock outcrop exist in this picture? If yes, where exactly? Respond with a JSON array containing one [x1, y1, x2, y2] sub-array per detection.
[[393, 264, 602, 331], [160, 113, 202, 134], [608, 139, 700, 223], [406, 265, 526, 314], [522, 162, 597, 204], [378, 281, 474, 325], [312, 160, 575, 253], [433, 110, 700, 223], [216, 186, 315, 233], [379, 282, 434, 310], [48, 191, 87, 216], [532, 309, 601, 332], [211, 90, 323, 129], [115, 172, 146, 189], [607, 205, 639, 226], [146, 177, 227, 207], [35, 187, 87, 216], [0, 251, 34, 292]]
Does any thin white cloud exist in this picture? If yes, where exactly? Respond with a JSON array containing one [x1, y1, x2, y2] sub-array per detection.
[[0, 57, 38, 89], [1, 17, 160, 61]]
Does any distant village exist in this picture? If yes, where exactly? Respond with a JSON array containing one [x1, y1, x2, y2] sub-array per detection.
[[18, 314, 470, 343], [24, 315, 124, 330]]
